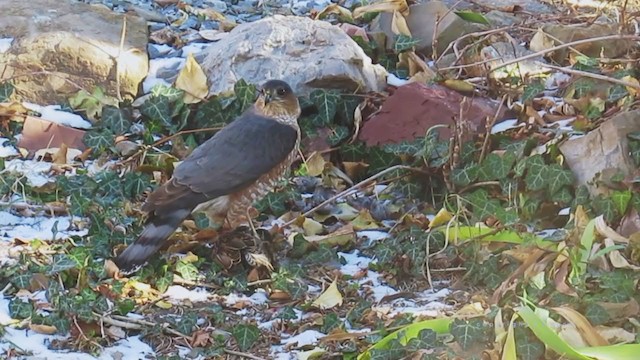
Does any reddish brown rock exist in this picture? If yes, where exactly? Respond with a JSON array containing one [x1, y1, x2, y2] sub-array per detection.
[[358, 82, 506, 146]]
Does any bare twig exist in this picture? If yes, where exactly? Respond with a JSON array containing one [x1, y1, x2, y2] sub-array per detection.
[[102, 313, 190, 338], [119, 126, 224, 165], [488, 34, 640, 73], [478, 94, 507, 163], [282, 165, 421, 227], [223, 349, 266, 360], [536, 62, 640, 90]]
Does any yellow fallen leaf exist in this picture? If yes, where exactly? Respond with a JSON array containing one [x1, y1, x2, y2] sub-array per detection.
[[353, 0, 409, 18], [296, 347, 327, 360], [351, 209, 379, 230], [443, 79, 475, 93], [621, 75, 639, 97], [175, 53, 209, 104], [391, 10, 411, 36], [305, 152, 326, 177], [303, 218, 324, 236], [181, 252, 199, 263], [315, 4, 353, 22], [155, 300, 173, 309], [305, 224, 356, 247], [29, 323, 57, 335], [311, 279, 343, 310], [429, 208, 453, 228]]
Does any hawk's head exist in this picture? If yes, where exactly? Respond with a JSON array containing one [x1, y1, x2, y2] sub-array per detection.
[[255, 80, 301, 121]]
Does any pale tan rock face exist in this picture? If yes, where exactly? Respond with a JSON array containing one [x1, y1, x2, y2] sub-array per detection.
[[200, 15, 388, 97], [0, 0, 149, 105]]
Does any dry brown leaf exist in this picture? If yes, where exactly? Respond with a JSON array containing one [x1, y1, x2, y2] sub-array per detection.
[[190, 329, 212, 347], [175, 53, 209, 104], [491, 248, 545, 304], [52, 143, 69, 164], [391, 10, 411, 36], [605, 238, 640, 270], [597, 298, 640, 320], [595, 215, 628, 244], [552, 306, 608, 346], [553, 259, 578, 296], [105, 325, 126, 340]]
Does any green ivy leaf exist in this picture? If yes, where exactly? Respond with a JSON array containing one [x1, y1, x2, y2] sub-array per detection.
[[8, 299, 33, 319], [155, 272, 173, 293], [310, 89, 340, 125], [140, 95, 172, 128], [611, 190, 632, 215], [0, 81, 15, 102], [234, 79, 257, 112], [11, 274, 32, 290], [83, 129, 113, 153], [546, 164, 574, 194], [232, 324, 260, 351], [450, 318, 488, 350], [451, 163, 479, 187], [393, 34, 420, 52], [478, 152, 516, 181], [101, 105, 131, 135], [194, 97, 228, 127], [328, 125, 350, 146], [584, 303, 609, 326], [175, 260, 198, 282], [123, 172, 151, 199], [337, 96, 361, 125], [522, 81, 545, 102], [175, 312, 198, 335], [47, 254, 78, 275], [95, 171, 123, 199], [592, 195, 617, 222], [277, 306, 299, 320], [367, 147, 399, 174], [551, 187, 573, 205], [150, 84, 184, 102], [524, 155, 547, 191], [321, 312, 342, 333], [455, 11, 490, 24], [608, 84, 628, 102], [383, 139, 425, 157], [406, 329, 437, 351]]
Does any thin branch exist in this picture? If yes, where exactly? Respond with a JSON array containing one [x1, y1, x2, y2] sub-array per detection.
[[223, 349, 266, 360], [536, 62, 640, 90]]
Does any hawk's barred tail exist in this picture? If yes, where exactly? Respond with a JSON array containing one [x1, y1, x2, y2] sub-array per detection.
[[114, 208, 192, 273]]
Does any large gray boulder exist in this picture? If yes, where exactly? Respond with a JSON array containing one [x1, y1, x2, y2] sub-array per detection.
[[0, 0, 149, 105], [200, 15, 388, 96]]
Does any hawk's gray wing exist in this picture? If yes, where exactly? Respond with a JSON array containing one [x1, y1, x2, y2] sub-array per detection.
[[143, 109, 298, 215]]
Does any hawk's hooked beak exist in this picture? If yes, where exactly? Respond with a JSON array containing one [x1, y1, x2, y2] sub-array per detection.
[[263, 90, 273, 105]]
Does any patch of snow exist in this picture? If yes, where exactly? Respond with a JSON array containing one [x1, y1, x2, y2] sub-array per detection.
[[0, 138, 18, 158], [223, 292, 268, 307], [373, 184, 388, 194], [0, 38, 13, 53], [491, 119, 522, 134], [370, 285, 398, 302], [22, 103, 92, 129], [373, 288, 452, 318], [163, 285, 212, 303], [4, 159, 53, 188], [0, 296, 155, 359], [281, 329, 326, 347], [0, 211, 87, 242], [181, 42, 211, 56], [387, 73, 409, 87], [143, 57, 186, 94], [558, 207, 571, 215], [338, 250, 374, 277], [249, 289, 269, 305], [357, 230, 389, 242]]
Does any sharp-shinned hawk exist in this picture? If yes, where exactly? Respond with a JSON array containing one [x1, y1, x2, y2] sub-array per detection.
[[114, 79, 301, 273]]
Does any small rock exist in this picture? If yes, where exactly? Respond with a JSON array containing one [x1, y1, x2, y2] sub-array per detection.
[[559, 110, 640, 196], [370, 1, 481, 56], [0, 0, 148, 104], [204, 0, 228, 12], [530, 23, 634, 64], [484, 10, 521, 27], [201, 15, 387, 96], [115, 140, 141, 157], [148, 43, 174, 59]]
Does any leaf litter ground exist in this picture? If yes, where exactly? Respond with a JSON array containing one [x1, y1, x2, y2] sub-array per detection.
[[2, 1, 640, 359]]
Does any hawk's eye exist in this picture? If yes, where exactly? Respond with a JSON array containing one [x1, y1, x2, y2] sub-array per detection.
[[277, 87, 287, 96]]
